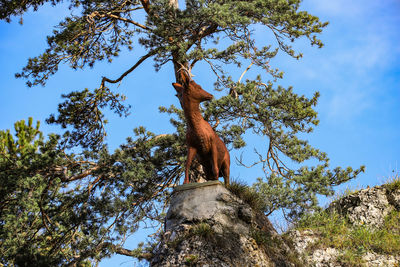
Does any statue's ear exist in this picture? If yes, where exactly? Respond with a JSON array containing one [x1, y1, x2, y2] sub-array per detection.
[[172, 82, 184, 93]]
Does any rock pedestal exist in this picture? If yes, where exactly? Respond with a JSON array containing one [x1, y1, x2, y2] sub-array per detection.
[[150, 181, 297, 267]]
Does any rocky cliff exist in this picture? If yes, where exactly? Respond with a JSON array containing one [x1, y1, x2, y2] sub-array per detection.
[[150, 181, 301, 267], [291, 183, 400, 266], [149, 180, 400, 267]]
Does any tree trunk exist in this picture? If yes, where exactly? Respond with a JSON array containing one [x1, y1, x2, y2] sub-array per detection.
[[169, 0, 178, 9]]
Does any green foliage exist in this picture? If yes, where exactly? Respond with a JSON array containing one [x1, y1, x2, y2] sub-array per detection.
[[0, 119, 184, 265], [383, 173, 400, 192], [0, 0, 365, 264], [250, 227, 271, 246], [227, 180, 266, 212], [191, 222, 213, 239], [295, 209, 400, 265], [165, 222, 214, 250], [46, 87, 130, 150], [250, 227, 305, 267], [0, 118, 68, 265], [184, 254, 199, 265], [335, 250, 367, 267], [0, 0, 64, 23]]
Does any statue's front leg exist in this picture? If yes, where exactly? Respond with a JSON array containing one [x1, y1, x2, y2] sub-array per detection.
[[184, 146, 197, 184]]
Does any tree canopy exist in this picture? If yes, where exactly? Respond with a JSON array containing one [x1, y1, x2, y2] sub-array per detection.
[[0, 0, 364, 265]]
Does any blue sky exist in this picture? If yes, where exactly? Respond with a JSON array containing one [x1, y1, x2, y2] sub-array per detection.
[[0, 0, 399, 266]]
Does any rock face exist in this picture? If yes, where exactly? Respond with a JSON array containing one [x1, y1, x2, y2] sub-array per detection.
[[150, 181, 298, 267], [291, 185, 400, 267], [328, 185, 398, 227], [149, 181, 399, 267]]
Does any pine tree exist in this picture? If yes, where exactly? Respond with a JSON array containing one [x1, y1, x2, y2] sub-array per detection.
[[0, 1, 364, 265]]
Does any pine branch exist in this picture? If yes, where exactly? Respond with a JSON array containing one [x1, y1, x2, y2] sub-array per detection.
[[100, 49, 158, 89], [87, 10, 150, 30], [114, 246, 152, 260]]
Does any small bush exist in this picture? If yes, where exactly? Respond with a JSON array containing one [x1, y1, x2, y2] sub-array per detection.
[[184, 254, 199, 265], [251, 228, 305, 266], [371, 210, 400, 254], [227, 180, 266, 212], [250, 228, 270, 245], [191, 222, 213, 239], [336, 249, 366, 267], [384, 173, 400, 192]]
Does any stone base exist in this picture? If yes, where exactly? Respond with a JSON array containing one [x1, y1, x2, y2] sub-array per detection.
[[150, 182, 298, 267], [173, 181, 223, 192]]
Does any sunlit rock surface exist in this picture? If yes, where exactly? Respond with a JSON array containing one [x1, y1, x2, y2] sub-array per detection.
[[150, 181, 297, 267]]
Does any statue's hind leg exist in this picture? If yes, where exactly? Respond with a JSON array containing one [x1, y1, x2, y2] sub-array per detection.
[[221, 159, 230, 186]]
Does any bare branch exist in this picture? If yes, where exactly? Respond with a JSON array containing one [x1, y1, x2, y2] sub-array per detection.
[[100, 50, 157, 89], [87, 11, 149, 31], [229, 62, 254, 99], [115, 246, 151, 259], [106, 13, 149, 30], [62, 166, 100, 182], [212, 118, 220, 130], [238, 62, 253, 84]]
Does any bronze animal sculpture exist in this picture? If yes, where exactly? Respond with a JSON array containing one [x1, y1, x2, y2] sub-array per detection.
[[172, 70, 230, 185]]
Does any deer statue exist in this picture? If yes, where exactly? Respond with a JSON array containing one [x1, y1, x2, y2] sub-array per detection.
[[172, 70, 230, 186]]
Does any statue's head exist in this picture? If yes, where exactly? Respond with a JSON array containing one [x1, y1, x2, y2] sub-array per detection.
[[172, 70, 213, 105]]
